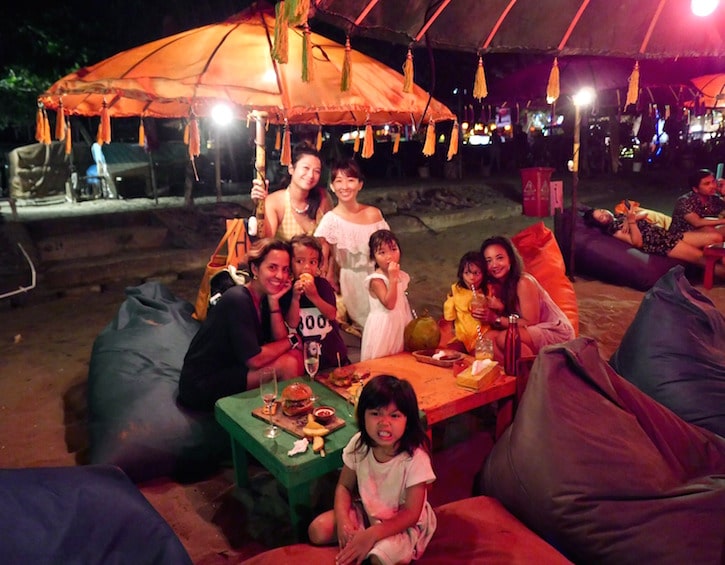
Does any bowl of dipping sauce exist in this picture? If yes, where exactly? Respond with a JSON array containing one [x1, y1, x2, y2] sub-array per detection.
[[313, 406, 336, 424]]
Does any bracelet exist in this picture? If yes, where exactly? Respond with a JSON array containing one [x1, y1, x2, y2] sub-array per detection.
[[269, 309, 281, 314]]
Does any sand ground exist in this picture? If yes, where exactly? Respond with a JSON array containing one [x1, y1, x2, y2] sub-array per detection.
[[1, 167, 724, 563]]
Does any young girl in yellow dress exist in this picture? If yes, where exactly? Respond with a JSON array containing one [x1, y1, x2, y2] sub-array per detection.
[[443, 251, 489, 353]]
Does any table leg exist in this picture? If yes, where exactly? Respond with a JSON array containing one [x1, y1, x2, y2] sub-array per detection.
[[495, 397, 514, 440], [704, 257, 717, 290], [231, 438, 250, 488], [287, 481, 312, 542]]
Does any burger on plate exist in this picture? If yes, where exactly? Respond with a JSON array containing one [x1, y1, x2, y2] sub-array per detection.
[[329, 365, 355, 387], [281, 382, 314, 417]]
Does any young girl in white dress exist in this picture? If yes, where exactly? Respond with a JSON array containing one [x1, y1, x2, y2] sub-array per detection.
[[359, 230, 413, 361], [308, 375, 437, 565], [314, 159, 389, 329]]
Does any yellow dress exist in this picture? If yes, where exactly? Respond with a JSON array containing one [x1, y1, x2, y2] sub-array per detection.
[[275, 188, 320, 241], [442, 284, 489, 352]]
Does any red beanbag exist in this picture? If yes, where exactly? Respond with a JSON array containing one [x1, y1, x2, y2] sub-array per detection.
[[512, 222, 579, 335]]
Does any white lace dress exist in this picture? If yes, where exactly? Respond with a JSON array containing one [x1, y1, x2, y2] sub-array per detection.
[[314, 213, 389, 327], [360, 271, 413, 361]]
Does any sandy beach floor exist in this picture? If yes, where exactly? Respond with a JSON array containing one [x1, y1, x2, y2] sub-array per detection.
[[1, 167, 724, 562]]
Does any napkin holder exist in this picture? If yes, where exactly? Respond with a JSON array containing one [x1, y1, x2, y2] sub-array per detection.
[[455, 359, 502, 391]]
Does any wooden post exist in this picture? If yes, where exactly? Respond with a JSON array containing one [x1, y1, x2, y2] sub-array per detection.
[[569, 105, 581, 281], [253, 111, 268, 237]]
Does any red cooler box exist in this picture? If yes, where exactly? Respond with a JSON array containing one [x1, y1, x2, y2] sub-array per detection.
[[520, 167, 554, 217]]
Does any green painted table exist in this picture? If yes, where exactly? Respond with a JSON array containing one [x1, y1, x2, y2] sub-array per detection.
[[215, 378, 356, 541]]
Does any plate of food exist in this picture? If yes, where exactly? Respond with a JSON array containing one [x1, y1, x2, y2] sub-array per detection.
[[319, 366, 370, 400], [412, 349, 463, 367]]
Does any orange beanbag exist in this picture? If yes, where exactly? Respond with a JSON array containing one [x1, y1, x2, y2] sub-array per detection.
[[512, 222, 579, 335]]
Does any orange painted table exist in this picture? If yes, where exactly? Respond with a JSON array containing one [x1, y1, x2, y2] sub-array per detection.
[[339, 353, 517, 439]]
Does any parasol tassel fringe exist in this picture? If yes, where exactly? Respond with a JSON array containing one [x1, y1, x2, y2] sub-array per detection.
[[341, 36, 352, 92], [188, 116, 200, 159], [353, 129, 360, 153], [280, 125, 291, 166], [403, 49, 413, 93], [316, 127, 323, 150], [473, 56, 488, 101], [96, 123, 103, 145], [362, 124, 374, 158], [42, 110, 51, 144], [393, 131, 401, 154], [138, 119, 145, 147], [272, 1, 289, 64], [422, 121, 436, 156], [447, 121, 459, 161], [285, 0, 309, 26], [302, 24, 314, 83], [183, 123, 189, 145], [64, 119, 72, 155], [546, 57, 560, 103], [274, 127, 281, 150], [101, 104, 111, 144], [55, 105, 65, 141], [35, 107, 44, 143], [625, 62, 640, 108]]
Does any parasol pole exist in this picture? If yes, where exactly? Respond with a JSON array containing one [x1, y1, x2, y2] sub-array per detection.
[[253, 111, 268, 237]]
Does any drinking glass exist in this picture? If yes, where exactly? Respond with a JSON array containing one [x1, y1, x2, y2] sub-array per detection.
[[258, 368, 279, 439], [475, 336, 494, 360], [304, 341, 321, 403]]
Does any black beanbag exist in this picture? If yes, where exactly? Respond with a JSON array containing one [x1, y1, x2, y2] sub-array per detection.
[[555, 206, 690, 290], [88, 282, 228, 483], [0, 465, 192, 564], [477, 337, 725, 565], [610, 266, 725, 437]]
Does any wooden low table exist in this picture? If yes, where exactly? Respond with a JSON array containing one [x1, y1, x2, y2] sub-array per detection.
[[215, 379, 356, 541], [703, 243, 725, 290], [323, 352, 518, 440]]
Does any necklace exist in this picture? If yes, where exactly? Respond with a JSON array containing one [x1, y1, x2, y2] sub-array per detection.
[[292, 202, 310, 214]]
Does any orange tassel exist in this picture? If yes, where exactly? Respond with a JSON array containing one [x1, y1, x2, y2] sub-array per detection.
[[447, 121, 459, 161], [546, 58, 560, 103], [280, 125, 292, 166], [341, 37, 352, 92], [272, 1, 289, 64], [393, 132, 401, 154], [316, 127, 323, 150], [35, 108, 44, 142], [188, 116, 200, 158], [302, 24, 314, 83], [183, 123, 189, 144], [274, 127, 281, 150], [353, 129, 360, 153], [100, 104, 111, 144], [138, 119, 145, 147], [473, 56, 488, 101], [55, 106, 65, 141], [626, 62, 640, 108], [97, 123, 103, 145], [403, 49, 413, 93], [362, 124, 374, 158], [42, 111, 51, 144], [422, 121, 436, 156], [64, 120, 72, 155]]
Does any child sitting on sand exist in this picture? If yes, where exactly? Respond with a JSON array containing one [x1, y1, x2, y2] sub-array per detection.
[[443, 251, 490, 353]]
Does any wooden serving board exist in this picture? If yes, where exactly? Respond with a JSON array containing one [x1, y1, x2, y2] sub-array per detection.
[[251, 402, 346, 438], [316, 372, 368, 402], [412, 349, 463, 368]]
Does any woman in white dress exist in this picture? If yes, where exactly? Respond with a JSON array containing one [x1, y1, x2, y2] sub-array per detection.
[[314, 159, 388, 329]]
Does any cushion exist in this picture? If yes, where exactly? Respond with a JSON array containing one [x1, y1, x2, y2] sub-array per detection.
[[0, 465, 192, 564], [555, 206, 690, 291], [512, 221, 579, 334], [476, 337, 725, 564], [610, 266, 725, 437], [88, 282, 229, 483], [241, 496, 570, 564]]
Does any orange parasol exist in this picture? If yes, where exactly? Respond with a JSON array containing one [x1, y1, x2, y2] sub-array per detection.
[[690, 73, 725, 108]]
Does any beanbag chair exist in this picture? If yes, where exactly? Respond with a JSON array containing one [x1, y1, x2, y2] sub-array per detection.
[[476, 337, 725, 565], [555, 206, 690, 291], [512, 221, 579, 334], [0, 465, 192, 564], [610, 266, 725, 437], [88, 282, 229, 483]]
